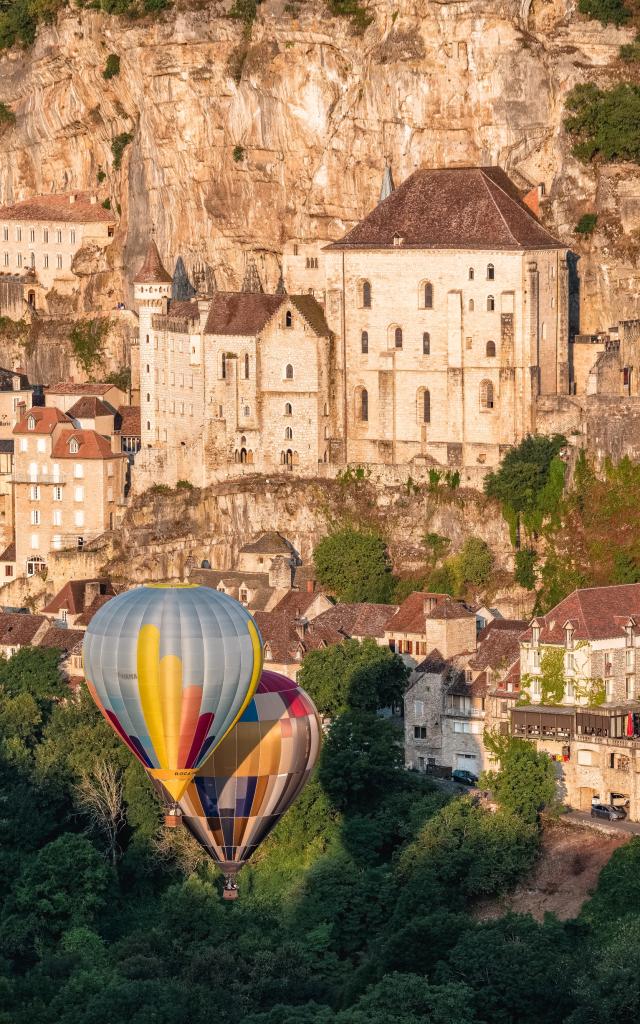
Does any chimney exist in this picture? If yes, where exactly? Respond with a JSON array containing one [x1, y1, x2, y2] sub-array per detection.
[[306, 578, 314, 594], [69, 194, 76, 204], [89, 195, 97, 205], [84, 580, 101, 607], [523, 183, 545, 219]]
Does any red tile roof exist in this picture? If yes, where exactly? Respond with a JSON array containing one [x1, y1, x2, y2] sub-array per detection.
[[133, 239, 172, 284], [42, 578, 114, 616], [0, 612, 47, 646], [76, 593, 114, 626], [51, 429, 118, 460], [312, 602, 398, 639], [67, 396, 114, 420], [326, 167, 564, 251], [46, 381, 119, 396], [38, 626, 85, 653], [14, 406, 71, 435], [255, 609, 344, 664], [523, 584, 640, 644], [271, 590, 327, 618], [115, 405, 140, 437], [0, 192, 115, 224], [385, 592, 470, 633]]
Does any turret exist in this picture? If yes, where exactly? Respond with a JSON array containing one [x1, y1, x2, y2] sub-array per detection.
[[134, 238, 172, 448]]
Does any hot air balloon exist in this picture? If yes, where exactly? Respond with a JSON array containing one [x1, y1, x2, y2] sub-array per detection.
[[177, 669, 321, 898], [83, 584, 263, 804]]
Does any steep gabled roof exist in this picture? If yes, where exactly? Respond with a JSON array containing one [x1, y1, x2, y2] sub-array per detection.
[[52, 429, 118, 460], [522, 584, 640, 644], [204, 292, 330, 338], [133, 239, 172, 285], [14, 406, 71, 434], [114, 405, 141, 437], [312, 602, 398, 639], [385, 592, 450, 633], [67, 396, 114, 420], [469, 620, 528, 672], [38, 626, 85, 653], [239, 532, 295, 556], [326, 166, 564, 252], [0, 612, 47, 646], [42, 578, 114, 616]]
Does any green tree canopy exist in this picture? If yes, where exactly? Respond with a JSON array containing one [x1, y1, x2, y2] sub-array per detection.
[[318, 710, 404, 812], [481, 736, 558, 824], [313, 528, 394, 603], [298, 637, 408, 718]]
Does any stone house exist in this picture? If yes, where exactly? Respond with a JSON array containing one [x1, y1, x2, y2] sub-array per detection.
[[12, 406, 128, 578], [385, 592, 477, 667], [0, 193, 115, 317], [41, 577, 115, 628], [45, 381, 128, 416]]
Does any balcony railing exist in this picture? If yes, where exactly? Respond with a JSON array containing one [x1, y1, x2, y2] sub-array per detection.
[[443, 706, 485, 719], [13, 475, 65, 485]]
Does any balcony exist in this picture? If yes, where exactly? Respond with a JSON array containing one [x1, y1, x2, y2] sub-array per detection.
[[443, 705, 484, 719], [13, 475, 65, 485]]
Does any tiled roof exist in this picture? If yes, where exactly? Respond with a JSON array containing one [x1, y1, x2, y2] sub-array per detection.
[[427, 598, 475, 621], [14, 406, 71, 434], [523, 584, 640, 644], [239, 532, 295, 556], [0, 542, 15, 561], [289, 295, 331, 337], [385, 592, 444, 633], [46, 381, 117, 396], [414, 648, 447, 674], [168, 300, 200, 319], [312, 602, 398, 639], [271, 590, 326, 618], [204, 293, 283, 336], [114, 405, 141, 437], [133, 239, 172, 285], [0, 612, 46, 646], [326, 166, 564, 251], [42, 578, 114, 616], [255, 609, 343, 664], [76, 593, 114, 626], [38, 626, 85, 653], [469, 620, 528, 671], [0, 192, 115, 224], [52, 429, 117, 459], [67, 396, 114, 420]]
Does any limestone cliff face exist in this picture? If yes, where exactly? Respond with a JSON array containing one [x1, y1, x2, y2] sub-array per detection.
[[0, 0, 636, 332]]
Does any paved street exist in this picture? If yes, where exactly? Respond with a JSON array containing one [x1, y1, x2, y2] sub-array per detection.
[[563, 810, 640, 837]]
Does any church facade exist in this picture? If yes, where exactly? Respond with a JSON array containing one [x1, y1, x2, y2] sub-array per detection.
[[133, 166, 570, 489]]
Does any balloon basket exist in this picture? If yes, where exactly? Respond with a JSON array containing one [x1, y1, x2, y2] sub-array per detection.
[[164, 813, 182, 828], [223, 886, 239, 901]]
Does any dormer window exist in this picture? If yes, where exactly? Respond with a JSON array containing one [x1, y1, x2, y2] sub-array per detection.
[[69, 438, 79, 454], [393, 234, 404, 246], [565, 624, 574, 650], [285, 310, 293, 328], [27, 415, 35, 431], [626, 622, 634, 646], [532, 625, 540, 646]]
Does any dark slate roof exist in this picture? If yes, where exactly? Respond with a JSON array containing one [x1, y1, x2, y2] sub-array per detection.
[[470, 619, 528, 672], [67, 396, 114, 419], [133, 239, 172, 284], [414, 648, 447, 674], [0, 612, 46, 645], [326, 167, 564, 251], [289, 295, 331, 337], [523, 584, 640, 644], [239, 532, 295, 556], [204, 293, 283, 336], [311, 602, 398, 639]]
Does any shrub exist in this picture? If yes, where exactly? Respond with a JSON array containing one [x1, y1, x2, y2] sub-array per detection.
[[515, 548, 537, 590], [481, 735, 559, 824], [565, 82, 640, 163], [101, 198, 111, 210], [575, 213, 598, 234], [313, 527, 394, 603], [69, 318, 110, 375], [149, 483, 172, 496], [329, 0, 373, 33], [96, 170, 106, 183], [620, 34, 640, 60], [176, 480, 194, 490], [111, 131, 133, 169], [232, 144, 245, 162], [105, 367, 130, 392], [0, 102, 15, 128], [103, 54, 120, 79], [578, 0, 631, 25]]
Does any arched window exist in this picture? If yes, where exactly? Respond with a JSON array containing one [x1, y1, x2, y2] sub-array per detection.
[[285, 449, 293, 468], [423, 332, 430, 355], [487, 295, 495, 311], [361, 330, 368, 354], [244, 353, 249, 378], [486, 340, 496, 357], [324, 425, 329, 439], [480, 380, 494, 410], [146, 421, 150, 431], [420, 388, 431, 423], [247, 450, 254, 465], [221, 353, 226, 379], [285, 426, 293, 440], [285, 310, 293, 328], [234, 450, 239, 463], [469, 268, 474, 280], [69, 438, 79, 454], [420, 281, 433, 309], [240, 448, 247, 464], [146, 393, 150, 403], [394, 326, 403, 349], [285, 363, 293, 379], [323, 403, 329, 416], [468, 299, 474, 312], [284, 402, 292, 416], [27, 415, 35, 431], [356, 387, 368, 422], [487, 263, 495, 280], [362, 280, 372, 308]]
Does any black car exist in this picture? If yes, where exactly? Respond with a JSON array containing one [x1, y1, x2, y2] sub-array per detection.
[[452, 769, 478, 787], [590, 803, 627, 821]]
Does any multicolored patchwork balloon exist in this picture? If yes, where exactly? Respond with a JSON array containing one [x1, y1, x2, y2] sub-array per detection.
[[177, 669, 321, 896], [82, 584, 263, 802]]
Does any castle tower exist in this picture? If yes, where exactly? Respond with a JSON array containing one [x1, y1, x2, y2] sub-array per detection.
[[134, 239, 172, 449]]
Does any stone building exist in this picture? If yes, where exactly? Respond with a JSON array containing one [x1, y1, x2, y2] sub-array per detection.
[[11, 406, 127, 578], [0, 193, 115, 317], [385, 591, 477, 667], [133, 165, 570, 488], [288, 165, 570, 472]]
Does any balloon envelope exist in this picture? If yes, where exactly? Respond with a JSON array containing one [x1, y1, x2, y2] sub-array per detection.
[[83, 584, 263, 801], [179, 669, 321, 874]]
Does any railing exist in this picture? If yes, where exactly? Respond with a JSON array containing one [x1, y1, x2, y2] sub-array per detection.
[[444, 706, 485, 719], [13, 475, 65, 485], [577, 733, 640, 748]]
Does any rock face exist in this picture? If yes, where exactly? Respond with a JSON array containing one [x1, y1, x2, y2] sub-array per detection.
[[0, 0, 636, 332]]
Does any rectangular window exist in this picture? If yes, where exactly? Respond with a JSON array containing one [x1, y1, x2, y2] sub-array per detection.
[[627, 676, 635, 700], [53, 486, 62, 501], [30, 533, 39, 549], [606, 679, 614, 701], [74, 486, 84, 502], [30, 485, 39, 501], [453, 721, 471, 734], [52, 534, 62, 550], [577, 749, 593, 766], [43, 228, 48, 243], [43, 254, 48, 269], [107, 486, 113, 502], [413, 725, 427, 740], [56, 255, 62, 269], [107, 462, 114, 477], [627, 649, 635, 670], [74, 510, 84, 527], [56, 229, 62, 244], [16, 227, 21, 242], [532, 678, 541, 697], [29, 228, 35, 243], [2, 227, 7, 241], [4, 565, 12, 577], [532, 650, 540, 669], [70, 229, 76, 244], [2, 253, 7, 267], [414, 700, 424, 717], [74, 464, 83, 478], [52, 509, 62, 526], [16, 253, 22, 268], [36, 438, 45, 453], [30, 509, 40, 525], [20, 438, 27, 453]]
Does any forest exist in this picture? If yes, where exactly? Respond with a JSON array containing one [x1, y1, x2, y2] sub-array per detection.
[[1, 644, 640, 1023]]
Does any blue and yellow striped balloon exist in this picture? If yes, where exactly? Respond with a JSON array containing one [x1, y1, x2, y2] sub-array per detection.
[[83, 584, 263, 801]]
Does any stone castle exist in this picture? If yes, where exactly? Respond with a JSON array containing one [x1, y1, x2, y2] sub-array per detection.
[[133, 166, 570, 489]]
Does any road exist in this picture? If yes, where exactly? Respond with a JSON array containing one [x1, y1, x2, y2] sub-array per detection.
[[563, 810, 640, 836]]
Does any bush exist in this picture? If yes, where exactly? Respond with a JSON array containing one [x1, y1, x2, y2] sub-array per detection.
[[575, 213, 598, 234], [105, 367, 131, 392], [103, 54, 120, 79], [328, 0, 373, 33], [97, 169, 106, 183], [313, 528, 394, 603], [111, 132, 133, 170], [620, 34, 640, 60], [232, 144, 245, 162], [69, 318, 110, 374], [515, 548, 537, 590], [481, 736, 558, 824], [101, 198, 111, 210], [148, 484, 172, 496], [578, 0, 631, 25], [298, 637, 408, 718], [565, 82, 640, 163], [0, 101, 15, 128], [176, 480, 194, 490]]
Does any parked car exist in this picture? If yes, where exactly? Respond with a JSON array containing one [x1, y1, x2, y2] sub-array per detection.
[[590, 803, 627, 821], [452, 769, 478, 787]]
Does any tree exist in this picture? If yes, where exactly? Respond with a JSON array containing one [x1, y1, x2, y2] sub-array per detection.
[[578, 0, 631, 27], [481, 736, 558, 824], [336, 973, 477, 1024], [0, 646, 66, 708], [75, 760, 126, 864], [452, 537, 494, 592], [298, 638, 408, 717], [69, 318, 110, 374], [313, 528, 394, 603], [318, 710, 403, 812]]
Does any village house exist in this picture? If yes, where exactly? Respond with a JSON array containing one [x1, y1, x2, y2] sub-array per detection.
[[0, 193, 115, 318], [41, 577, 115, 628], [11, 405, 128, 578]]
